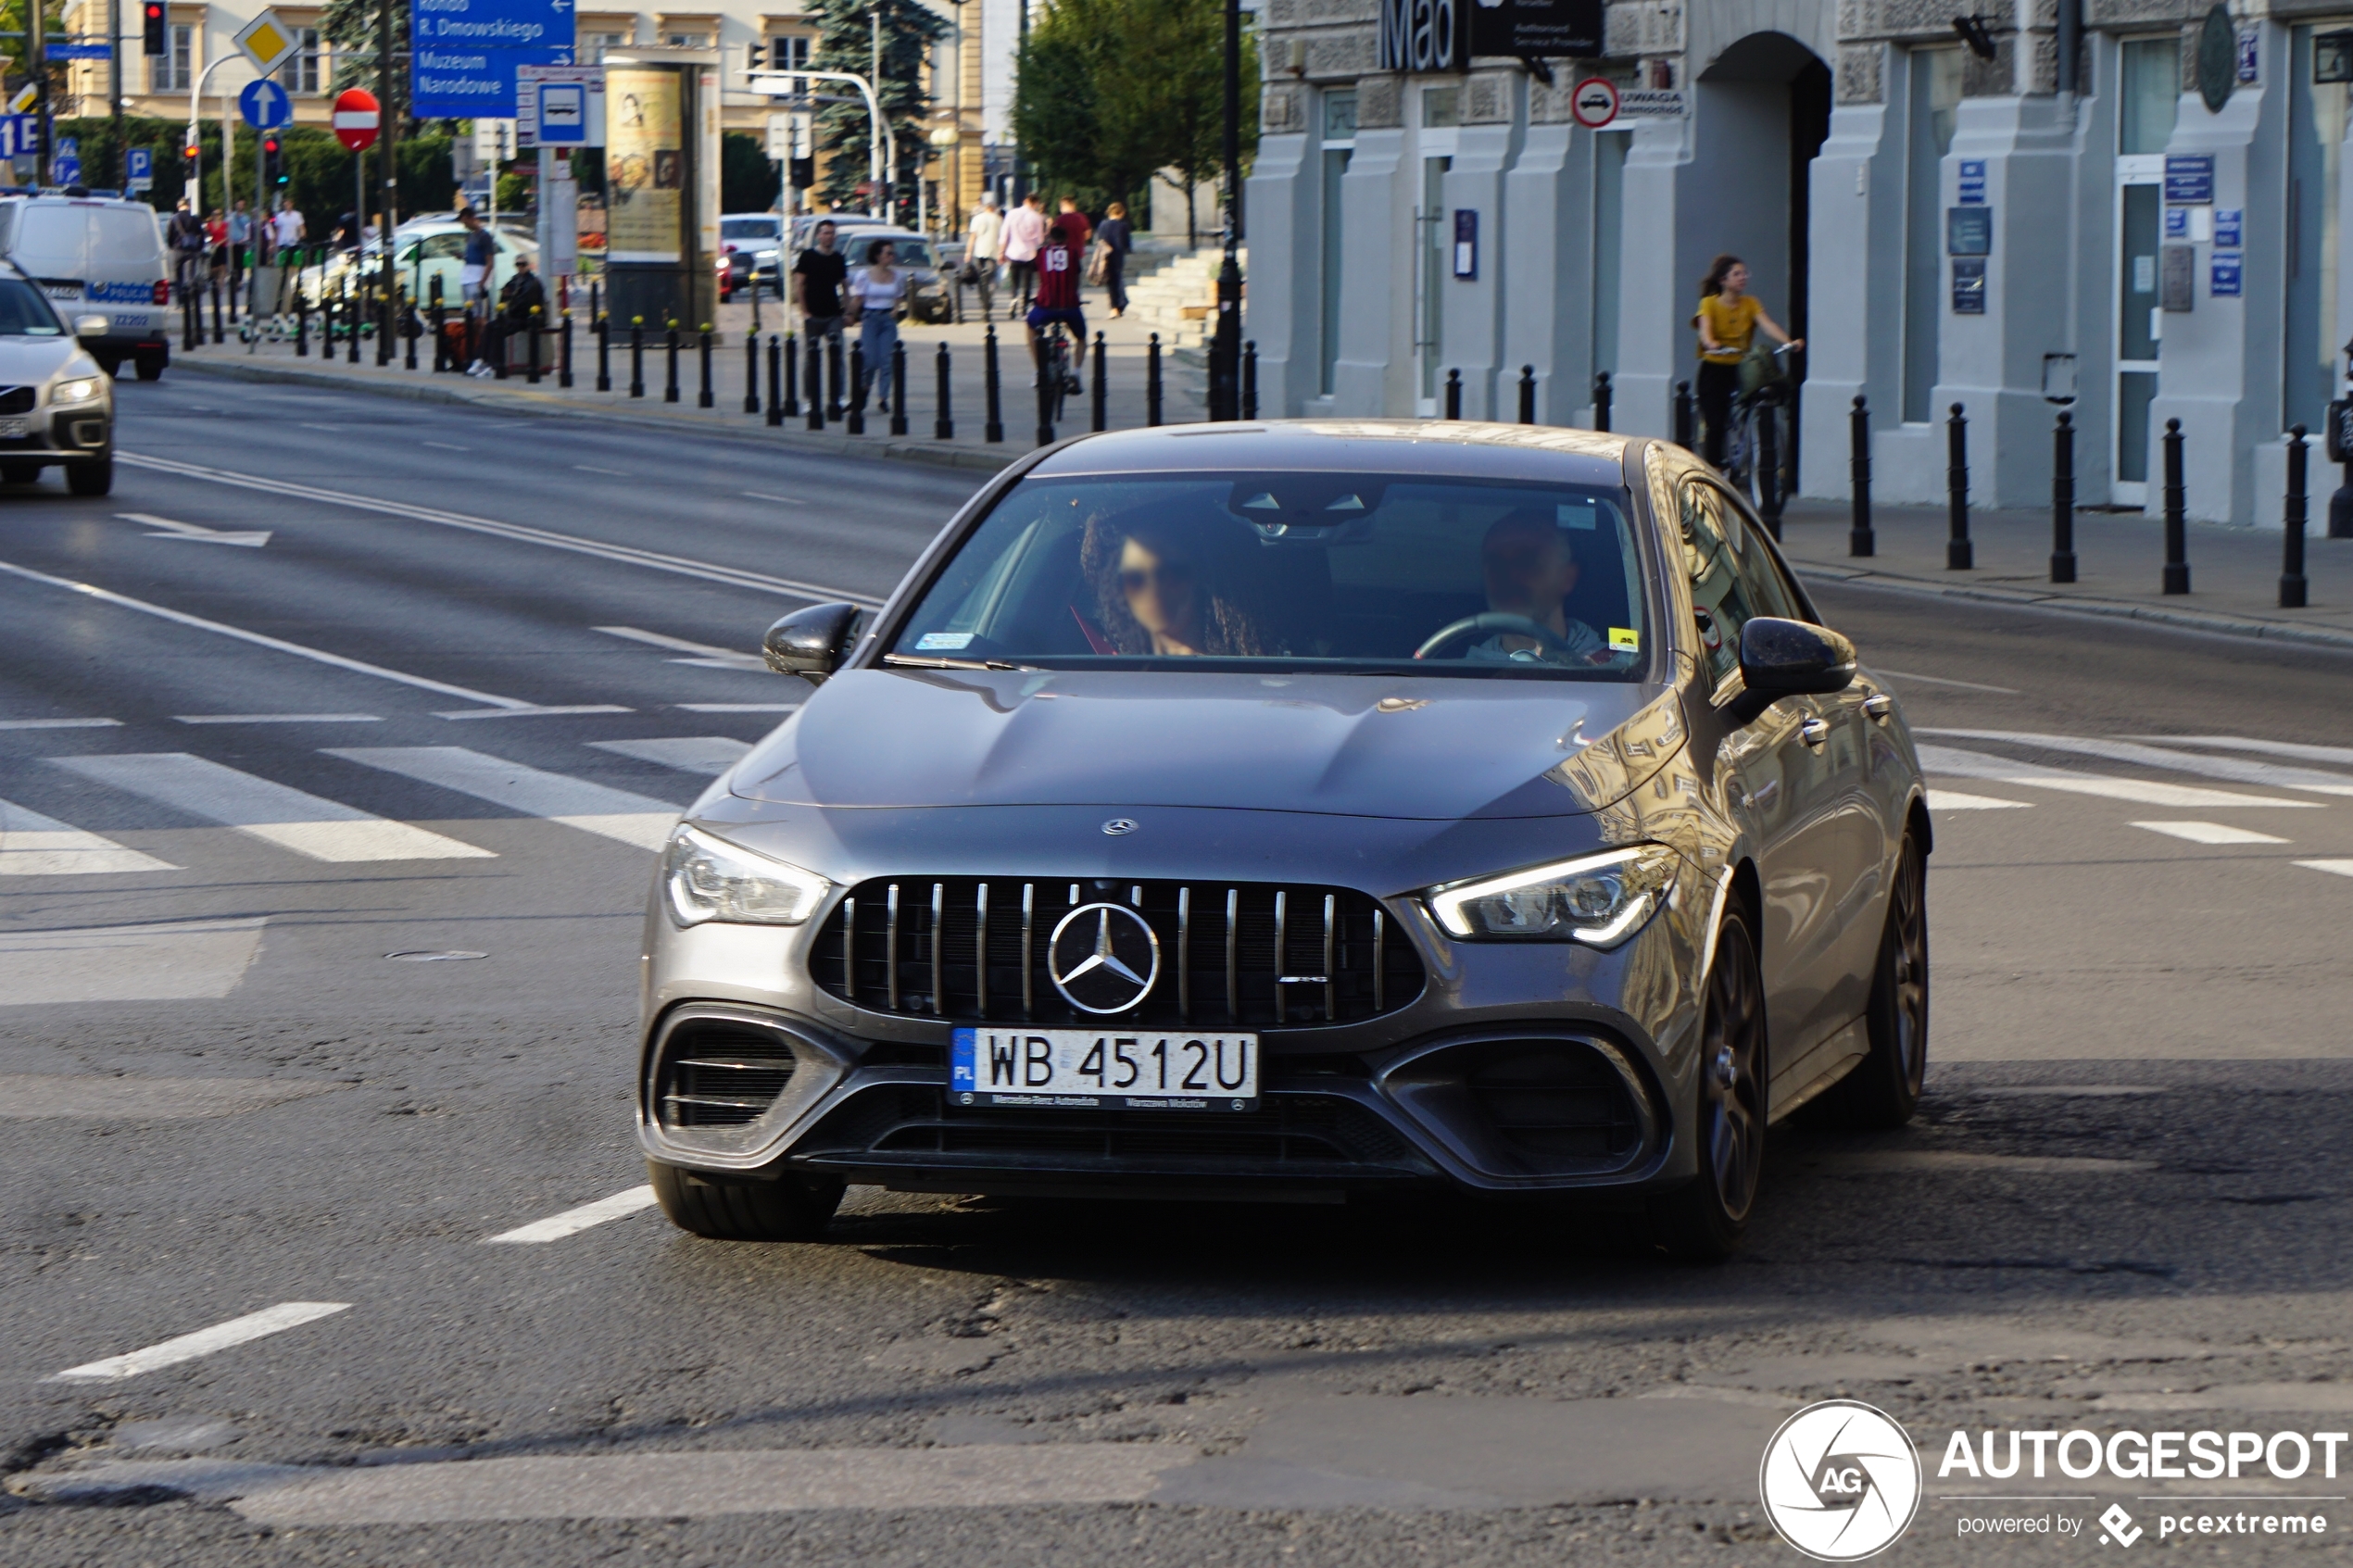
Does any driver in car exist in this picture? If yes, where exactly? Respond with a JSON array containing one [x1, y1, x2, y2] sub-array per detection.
[[1465, 508, 1612, 665]]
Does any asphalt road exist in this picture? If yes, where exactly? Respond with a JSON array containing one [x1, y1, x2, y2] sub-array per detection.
[[3, 377, 2351, 1566]]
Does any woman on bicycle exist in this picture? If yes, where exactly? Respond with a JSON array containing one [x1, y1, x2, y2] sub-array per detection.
[[1692, 254, 1801, 468], [847, 239, 908, 408]]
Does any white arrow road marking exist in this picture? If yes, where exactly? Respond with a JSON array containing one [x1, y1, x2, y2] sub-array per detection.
[[51, 1302, 351, 1381], [593, 624, 765, 669], [116, 511, 271, 547], [484, 1185, 657, 1243]]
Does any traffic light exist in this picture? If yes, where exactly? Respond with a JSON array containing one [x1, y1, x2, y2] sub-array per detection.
[[263, 134, 284, 188], [143, 1, 166, 56]]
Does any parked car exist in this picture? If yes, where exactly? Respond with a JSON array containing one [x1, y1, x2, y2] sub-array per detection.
[[0, 193, 170, 379], [635, 421, 1931, 1261], [834, 229, 952, 324], [303, 220, 537, 310], [718, 213, 784, 301]]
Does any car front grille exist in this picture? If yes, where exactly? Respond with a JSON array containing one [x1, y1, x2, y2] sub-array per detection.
[[652, 1017, 799, 1130], [0, 387, 34, 415], [811, 877, 1426, 1030]]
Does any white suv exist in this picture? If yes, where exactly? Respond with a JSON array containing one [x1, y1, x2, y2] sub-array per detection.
[[0, 260, 117, 495]]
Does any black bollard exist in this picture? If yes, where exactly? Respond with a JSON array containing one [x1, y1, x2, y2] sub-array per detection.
[[1242, 340, 1257, 420], [782, 332, 799, 419], [377, 290, 393, 366], [767, 333, 784, 424], [526, 307, 542, 384], [406, 297, 421, 371], [1035, 347, 1056, 447], [697, 325, 713, 408], [1146, 332, 1164, 426], [744, 332, 761, 414], [889, 340, 909, 435], [848, 345, 868, 434], [432, 277, 447, 372], [1674, 381, 1694, 449], [1092, 332, 1108, 432], [1756, 407, 1783, 538], [658, 323, 675, 402], [211, 279, 223, 345], [1594, 370, 1613, 433], [1517, 364, 1534, 425], [593, 289, 610, 391], [182, 287, 196, 352], [806, 336, 825, 430], [2050, 410, 2077, 583], [555, 309, 569, 385], [1444, 368, 1462, 420], [348, 290, 361, 364], [1946, 403, 1973, 570], [983, 325, 1004, 444], [935, 342, 954, 439], [2161, 418, 2189, 595], [2284, 424, 2310, 609], [630, 319, 646, 398], [1850, 395, 1875, 557], [296, 289, 309, 357], [824, 334, 843, 420]]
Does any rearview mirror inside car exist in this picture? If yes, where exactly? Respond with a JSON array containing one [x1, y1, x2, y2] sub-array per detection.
[[73, 315, 107, 338], [762, 602, 862, 685], [1730, 617, 1856, 722]]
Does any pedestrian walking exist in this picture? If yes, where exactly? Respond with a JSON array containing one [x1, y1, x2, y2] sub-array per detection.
[[1692, 254, 1802, 469], [1094, 201, 1134, 319], [963, 191, 1002, 320], [847, 238, 908, 407], [270, 196, 306, 256], [166, 199, 208, 298], [1002, 192, 1046, 315], [204, 208, 229, 292], [457, 208, 495, 307], [470, 254, 547, 377], [791, 219, 849, 353], [1055, 195, 1092, 257], [226, 199, 253, 309]]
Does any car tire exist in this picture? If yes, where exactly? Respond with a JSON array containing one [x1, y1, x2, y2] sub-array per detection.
[[66, 456, 113, 496], [1651, 906, 1768, 1261], [1818, 831, 1929, 1130], [648, 1159, 843, 1242], [134, 354, 167, 382], [0, 461, 41, 485]]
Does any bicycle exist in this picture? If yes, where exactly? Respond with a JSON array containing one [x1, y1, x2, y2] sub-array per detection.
[[1036, 319, 1082, 426], [1721, 342, 1798, 513]]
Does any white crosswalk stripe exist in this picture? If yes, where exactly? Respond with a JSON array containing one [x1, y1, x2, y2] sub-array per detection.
[[1926, 790, 2031, 812], [0, 797, 180, 875], [588, 736, 753, 776], [2294, 859, 2353, 880], [1913, 745, 2322, 809], [2129, 821, 2289, 846], [2123, 734, 2353, 768], [326, 746, 682, 850], [1923, 729, 2353, 797], [49, 755, 497, 862]]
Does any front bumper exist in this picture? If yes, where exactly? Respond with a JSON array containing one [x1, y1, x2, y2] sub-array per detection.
[[0, 408, 112, 458]]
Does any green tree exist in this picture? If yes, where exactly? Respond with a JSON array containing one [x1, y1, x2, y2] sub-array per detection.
[[722, 131, 782, 213], [807, 0, 945, 218], [322, 0, 409, 121]]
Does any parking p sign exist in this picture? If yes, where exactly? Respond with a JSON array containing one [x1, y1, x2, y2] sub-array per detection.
[[126, 145, 152, 192]]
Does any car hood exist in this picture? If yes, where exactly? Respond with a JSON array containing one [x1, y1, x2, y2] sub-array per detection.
[[729, 669, 1683, 821], [0, 336, 82, 383]]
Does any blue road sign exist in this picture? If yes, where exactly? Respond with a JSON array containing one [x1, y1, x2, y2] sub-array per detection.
[[52, 156, 81, 186], [46, 42, 112, 60], [0, 117, 35, 160], [412, 42, 572, 119], [126, 147, 152, 180], [240, 79, 295, 130], [413, 0, 576, 51]]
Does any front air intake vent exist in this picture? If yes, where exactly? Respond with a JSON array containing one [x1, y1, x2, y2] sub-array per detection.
[[0, 386, 35, 415], [654, 1018, 799, 1130]]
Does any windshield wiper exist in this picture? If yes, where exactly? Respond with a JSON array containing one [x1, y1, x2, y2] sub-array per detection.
[[881, 653, 1036, 672]]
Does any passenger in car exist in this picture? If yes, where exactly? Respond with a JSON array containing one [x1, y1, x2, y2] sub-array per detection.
[[1078, 505, 1279, 657], [1467, 508, 1613, 666]]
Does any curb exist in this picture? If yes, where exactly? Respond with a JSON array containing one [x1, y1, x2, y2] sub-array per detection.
[[1793, 560, 2353, 655], [170, 356, 1021, 476]]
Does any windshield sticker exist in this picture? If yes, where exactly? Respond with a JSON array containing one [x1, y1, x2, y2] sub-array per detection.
[[1609, 627, 1641, 652], [914, 632, 975, 650], [1557, 501, 1599, 530]]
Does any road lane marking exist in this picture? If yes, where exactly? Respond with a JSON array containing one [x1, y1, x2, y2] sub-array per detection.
[[0, 558, 537, 710], [2130, 821, 2288, 846], [118, 453, 884, 608], [422, 441, 469, 451], [744, 491, 807, 504], [435, 704, 634, 720], [2294, 859, 2353, 879], [590, 736, 752, 775], [51, 755, 497, 862], [175, 713, 384, 724], [678, 702, 799, 712], [573, 464, 628, 475], [484, 1185, 658, 1243], [52, 1302, 351, 1382], [592, 624, 765, 669], [1926, 790, 2030, 811], [1923, 729, 2353, 797], [326, 746, 680, 850], [0, 797, 180, 874], [2126, 734, 2353, 768], [115, 512, 271, 547], [0, 717, 120, 730], [1873, 669, 2020, 694], [1913, 745, 2322, 809]]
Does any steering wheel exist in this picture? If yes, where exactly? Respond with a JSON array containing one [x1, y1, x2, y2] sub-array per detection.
[[1413, 613, 1579, 662]]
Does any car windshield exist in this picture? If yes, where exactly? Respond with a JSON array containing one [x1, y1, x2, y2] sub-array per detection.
[[890, 472, 1650, 678], [722, 219, 780, 241], [845, 236, 932, 267], [0, 278, 65, 335]]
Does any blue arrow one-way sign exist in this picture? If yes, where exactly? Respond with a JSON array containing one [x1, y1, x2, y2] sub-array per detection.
[[240, 78, 295, 130]]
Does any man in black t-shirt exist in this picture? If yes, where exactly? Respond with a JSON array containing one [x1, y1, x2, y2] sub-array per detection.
[[791, 220, 849, 349]]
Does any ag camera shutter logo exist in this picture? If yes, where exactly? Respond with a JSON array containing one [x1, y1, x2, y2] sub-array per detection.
[[1759, 1399, 1922, 1561]]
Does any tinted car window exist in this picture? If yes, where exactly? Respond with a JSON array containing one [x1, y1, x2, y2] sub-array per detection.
[[843, 236, 933, 267], [892, 473, 1649, 678], [12, 206, 84, 275], [1679, 481, 1803, 687], [0, 279, 66, 335]]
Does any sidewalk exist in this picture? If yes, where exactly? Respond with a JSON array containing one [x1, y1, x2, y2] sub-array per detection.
[[164, 291, 1208, 473], [1774, 493, 2353, 652]]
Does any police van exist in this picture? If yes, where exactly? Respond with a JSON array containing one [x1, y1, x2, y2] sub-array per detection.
[[0, 192, 172, 380]]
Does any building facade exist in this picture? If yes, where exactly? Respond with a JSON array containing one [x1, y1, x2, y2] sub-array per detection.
[[1247, 0, 2353, 524]]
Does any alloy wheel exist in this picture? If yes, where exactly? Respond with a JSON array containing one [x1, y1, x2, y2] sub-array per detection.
[[1699, 919, 1767, 1222], [1888, 843, 1929, 1093]]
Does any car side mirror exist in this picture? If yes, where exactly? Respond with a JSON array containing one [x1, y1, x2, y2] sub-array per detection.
[[1729, 617, 1856, 723], [74, 315, 107, 338], [762, 602, 862, 685]]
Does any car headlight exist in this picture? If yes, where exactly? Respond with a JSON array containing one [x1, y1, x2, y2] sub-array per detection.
[[662, 824, 829, 927], [52, 377, 102, 405], [1425, 845, 1679, 946]]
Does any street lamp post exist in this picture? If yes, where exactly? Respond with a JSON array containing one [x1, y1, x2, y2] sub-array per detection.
[[1207, 0, 1241, 420], [749, 69, 892, 220]]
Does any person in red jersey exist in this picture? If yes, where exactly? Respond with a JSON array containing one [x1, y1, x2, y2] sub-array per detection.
[[1026, 219, 1087, 390]]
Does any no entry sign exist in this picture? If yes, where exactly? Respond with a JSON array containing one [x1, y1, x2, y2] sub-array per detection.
[[333, 88, 381, 151]]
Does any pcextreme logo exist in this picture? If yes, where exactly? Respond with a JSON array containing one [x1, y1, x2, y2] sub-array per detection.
[[1759, 1400, 1924, 1562]]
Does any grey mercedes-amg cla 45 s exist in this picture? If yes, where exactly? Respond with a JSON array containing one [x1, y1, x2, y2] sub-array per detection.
[[637, 421, 1930, 1259]]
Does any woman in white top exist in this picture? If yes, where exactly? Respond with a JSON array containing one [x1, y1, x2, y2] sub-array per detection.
[[846, 240, 908, 408]]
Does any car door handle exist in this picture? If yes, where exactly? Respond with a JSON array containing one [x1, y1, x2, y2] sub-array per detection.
[[1862, 693, 1894, 722], [1800, 717, 1831, 749]]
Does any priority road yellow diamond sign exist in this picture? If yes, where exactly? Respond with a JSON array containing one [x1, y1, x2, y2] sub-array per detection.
[[233, 11, 299, 76]]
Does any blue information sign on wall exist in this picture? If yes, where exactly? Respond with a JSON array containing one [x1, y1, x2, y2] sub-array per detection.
[[2210, 254, 2243, 297], [2164, 154, 2215, 204]]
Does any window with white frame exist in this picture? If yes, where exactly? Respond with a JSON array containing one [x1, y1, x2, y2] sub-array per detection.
[[276, 27, 323, 94], [150, 23, 194, 93], [590, 31, 628, 60]]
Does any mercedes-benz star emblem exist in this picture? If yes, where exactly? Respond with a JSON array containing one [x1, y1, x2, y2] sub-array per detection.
[[1047, 903, 1161, 1014], [1101, 818, 1138, 835]]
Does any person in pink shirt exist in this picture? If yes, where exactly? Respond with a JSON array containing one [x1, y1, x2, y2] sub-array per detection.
[[1001, 192, 1047, 314]]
